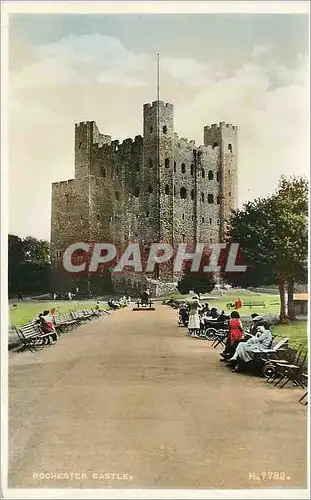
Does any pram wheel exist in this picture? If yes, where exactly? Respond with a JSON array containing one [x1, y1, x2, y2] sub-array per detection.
[[263, 364, 276, 379]]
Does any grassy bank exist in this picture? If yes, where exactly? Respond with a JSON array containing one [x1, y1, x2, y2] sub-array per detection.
[[9, 301, 108, 328]]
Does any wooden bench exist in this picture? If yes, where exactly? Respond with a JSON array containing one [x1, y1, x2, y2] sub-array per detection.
[[242, 301, 266, 309], [16, 321, 53, 353]]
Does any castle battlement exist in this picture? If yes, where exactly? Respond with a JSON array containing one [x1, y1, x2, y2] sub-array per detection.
[[206, 122, 237, 131]]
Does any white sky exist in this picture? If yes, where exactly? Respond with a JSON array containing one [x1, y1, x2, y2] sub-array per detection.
[[7, 4, 310, 241]]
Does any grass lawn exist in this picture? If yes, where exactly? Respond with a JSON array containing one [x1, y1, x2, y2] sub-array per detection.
[[9, 301, 108, 328], [272, 320, 308, 348], [162, 291, 281, 316]]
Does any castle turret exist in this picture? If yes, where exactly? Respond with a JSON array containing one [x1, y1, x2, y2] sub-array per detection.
[[204, 122, 238, 240]]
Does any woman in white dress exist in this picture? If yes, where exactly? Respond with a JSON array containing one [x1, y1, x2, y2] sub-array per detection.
[[187, 293, 202, 336]]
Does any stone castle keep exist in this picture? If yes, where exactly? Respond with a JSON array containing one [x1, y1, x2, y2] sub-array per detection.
[[51, 99, 238, 295]]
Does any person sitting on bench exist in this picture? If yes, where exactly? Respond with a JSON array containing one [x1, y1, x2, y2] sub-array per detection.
[[220, 311, 244, 360], [228, 320, 272, 372], [141, 289, 150, 304], [37, 310, 58, 344]]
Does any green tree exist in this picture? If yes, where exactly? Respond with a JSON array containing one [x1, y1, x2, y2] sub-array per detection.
[[8, 234, 51, 297], [177, 262, 216, 297], [226, 176, 308, 321]]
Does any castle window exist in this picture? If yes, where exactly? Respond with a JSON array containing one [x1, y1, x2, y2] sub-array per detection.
[[174, 186, 176, 196], [79, 142, 82, 149], [165, 184, 170, 195], [182, 214, 185, 220], [134, 187, 140, 197], [208, 194, 214, 204], [209, 218, 212, 224], [228, 169, 231, 174], [65, 193, 69, 204], [217, 195, 220, 204], [217, 219, 220, 225], [163, 125, 167, 134], [80, 214, 83, 220], [191, 164, 194, 176], [173, 161, 176, 173], [68, 216, 71, 223], [192, 215, 194, 221], [181, 163, 186, 174], [165, 158, 170, 168], [150, 126, 153, 134], [115, 191, 120, 201], [101, 167, 106, 178], [147, 184, 153, 194], [191, 189, 194, 200], [146, 211, 150, 218], [201, 217, 205, 223], [228, 143, 232, 152], [97, 214, 100, 221], [202, 169, 205, 179], [216, 171, 220, 182], [136, 164, 140, 172], [148, 158, 153, 168], [208, 170, 214, 181], [229, 192, 232, 197], [180, 187, 187, 199], [201, 192, 205, 202], [212, 142, 218, 149], [182, 234, 186, 243]]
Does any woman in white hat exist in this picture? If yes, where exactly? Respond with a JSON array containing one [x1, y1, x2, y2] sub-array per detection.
[[187, 293, 202, 337]]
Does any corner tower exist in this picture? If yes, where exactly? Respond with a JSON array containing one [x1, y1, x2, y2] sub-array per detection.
[[204, 122, 238, 240]]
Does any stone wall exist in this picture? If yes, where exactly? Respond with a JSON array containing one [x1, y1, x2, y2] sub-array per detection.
[[51, 99, 238, 295]]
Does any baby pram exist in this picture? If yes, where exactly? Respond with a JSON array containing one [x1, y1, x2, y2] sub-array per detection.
[[178, 306, 189, 327]]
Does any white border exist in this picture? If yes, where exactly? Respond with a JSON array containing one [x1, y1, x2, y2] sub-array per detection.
[[1, 1, 310, 499]]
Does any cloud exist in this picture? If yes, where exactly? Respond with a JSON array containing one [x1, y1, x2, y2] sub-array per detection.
[[174, 54, 309, 205], [11, 34, 151, 88]]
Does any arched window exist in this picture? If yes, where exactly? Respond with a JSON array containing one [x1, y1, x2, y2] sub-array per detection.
[[134, 187, 140, 198], [191, 164, 194, 176], [165, 184, 170, 195], [228, 143, 232, 152], [163, 125, 167, 134], [150, 126, 153, 134], [208, 170, 214, 180], [148, 158, 153, 168], [191, 189, 194, 200], [212, 142, 218, 149], [208, 194, 214, 204], [209, 218, 212, 225], [181, 163, 186, 174], [201, 217, 205, 223], [180, 187, 187, 199], [201, 192, 205, 202], [201, 169, 205, 179], [173, 161, 176, 173], [217, 195, 220, 204], [165, 158, 170, 168], [147, 184, 153, 194]]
